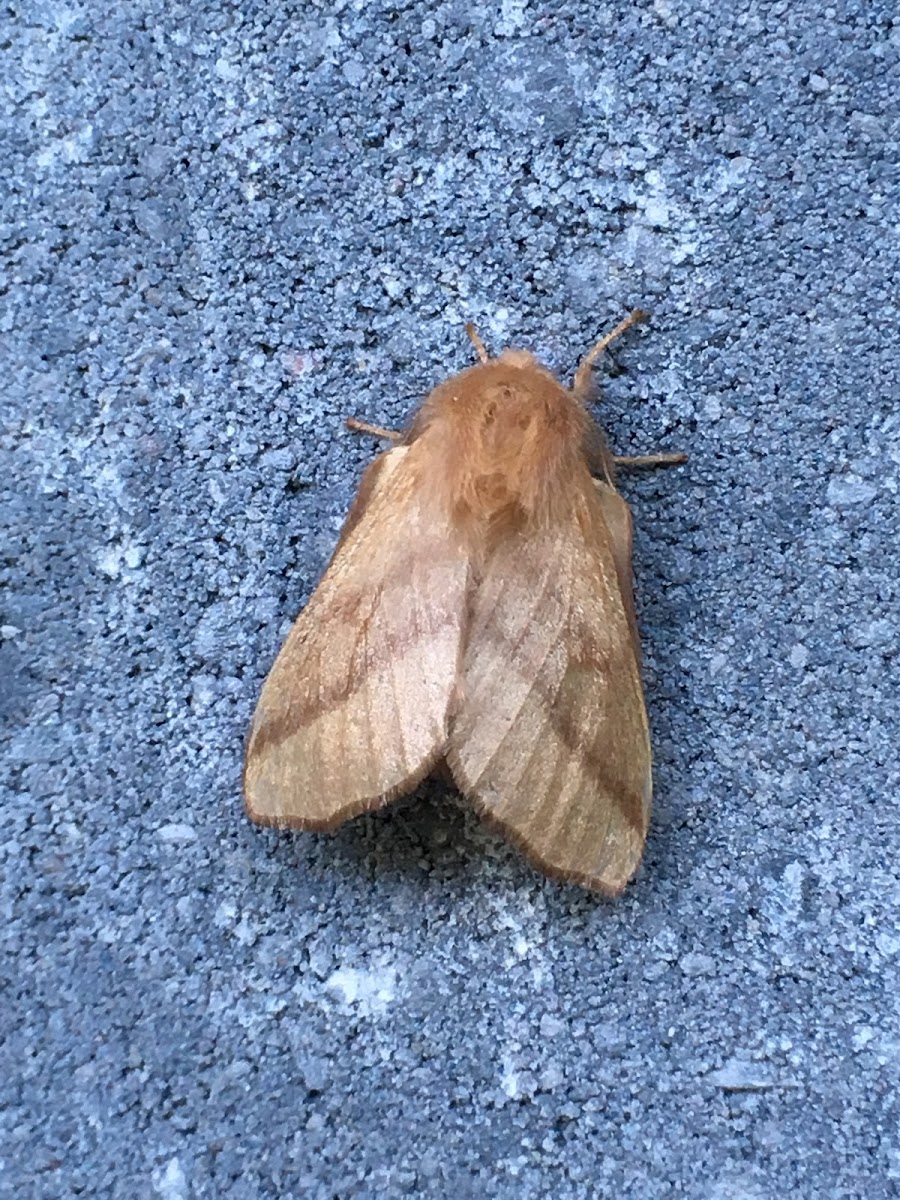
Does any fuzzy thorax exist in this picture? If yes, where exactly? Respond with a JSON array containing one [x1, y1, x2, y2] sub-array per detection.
[[407, 353, 596, 531]]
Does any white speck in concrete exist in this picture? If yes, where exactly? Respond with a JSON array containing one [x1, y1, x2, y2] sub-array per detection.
[[157, 823, 198, 846], [325, 964, 398, 1016], [152, 1157, 188, 1200], [827, 476, 877, 506]]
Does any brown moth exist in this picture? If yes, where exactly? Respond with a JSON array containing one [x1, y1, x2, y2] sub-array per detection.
[[244, 311, 685, 895]]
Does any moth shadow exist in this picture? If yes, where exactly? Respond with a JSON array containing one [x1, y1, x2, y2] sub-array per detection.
[[319, 777, 506, 889], [283, 779, 618, 906]]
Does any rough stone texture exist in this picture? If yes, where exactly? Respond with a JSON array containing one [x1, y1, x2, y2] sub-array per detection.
[[3, 1, 898, 1197]]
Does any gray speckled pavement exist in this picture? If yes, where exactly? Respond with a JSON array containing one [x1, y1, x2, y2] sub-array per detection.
[[3, 2, 899, 1197]]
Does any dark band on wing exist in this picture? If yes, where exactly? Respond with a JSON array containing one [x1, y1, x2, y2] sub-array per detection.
[[247, 602, 461, 759]]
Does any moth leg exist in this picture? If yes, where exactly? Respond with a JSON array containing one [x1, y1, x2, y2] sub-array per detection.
[[465, 322, 490, 364], [572, 309, 649, 399], [345, 416, 402, 442], [613, 451, 688, 468]]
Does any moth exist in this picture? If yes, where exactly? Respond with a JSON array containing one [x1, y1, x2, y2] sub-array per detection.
[[244, 310, 685, 894]]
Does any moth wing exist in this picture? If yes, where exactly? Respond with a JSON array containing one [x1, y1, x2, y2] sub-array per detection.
[[447, 482, 651, 894], [591, 478, 640, 657], [244, 445, 469, 830]]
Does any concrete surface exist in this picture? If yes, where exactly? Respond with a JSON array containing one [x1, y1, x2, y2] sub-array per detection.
[[3, 1, 899, 1196]]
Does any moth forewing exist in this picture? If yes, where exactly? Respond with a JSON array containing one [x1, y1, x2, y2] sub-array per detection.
[[445, 481, 652, 896], [243, 438, 470, 830]]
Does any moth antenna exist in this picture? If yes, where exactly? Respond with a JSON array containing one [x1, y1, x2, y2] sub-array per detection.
[[465, 322, 490, 364], [614, 451, 688, 469], [345, 416, 402, 442], [572, 309, 649, 399]]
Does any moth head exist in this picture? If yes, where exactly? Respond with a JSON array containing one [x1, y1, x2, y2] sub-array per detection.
[[463, 326, 559, 387], [495, 348, 543, 373]]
